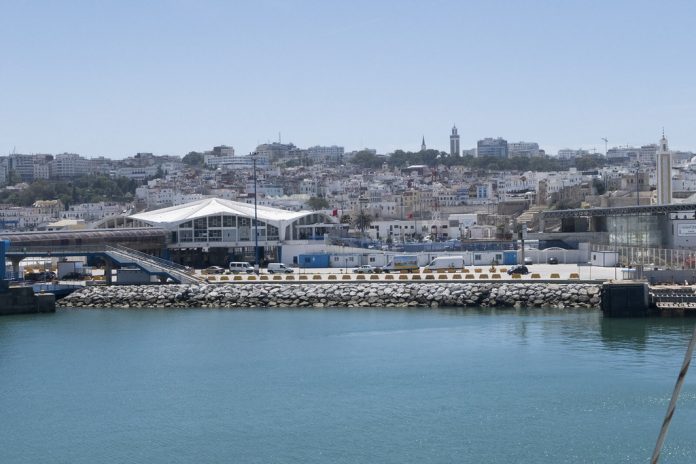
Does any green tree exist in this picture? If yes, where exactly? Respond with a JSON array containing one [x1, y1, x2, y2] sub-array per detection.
[[340, 214, 352, 224], [306, 196, 329, 210], [0, 175, 138, 206], [350, 151, 382, 169], [592, 178, 606, 195], [182, 152, 204, 167]]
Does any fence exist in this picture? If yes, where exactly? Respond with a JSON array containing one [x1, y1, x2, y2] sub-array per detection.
[[592, 244, 696, 270]]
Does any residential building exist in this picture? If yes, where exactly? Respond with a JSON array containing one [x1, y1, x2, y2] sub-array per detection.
[[49, 153, 89, 178], [477, 138, 508, 158], [307, 145, 344, 164], [508, 142, 540, 158], [557, 148, 591, 159]]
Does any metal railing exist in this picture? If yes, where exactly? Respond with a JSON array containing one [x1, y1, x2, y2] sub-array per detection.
[[106, 245, 192, 274], [105, 245, 203, 283], [592, 244, 696, 270]]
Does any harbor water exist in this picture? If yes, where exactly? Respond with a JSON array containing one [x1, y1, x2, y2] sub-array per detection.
[[2, 307, 696, 463]]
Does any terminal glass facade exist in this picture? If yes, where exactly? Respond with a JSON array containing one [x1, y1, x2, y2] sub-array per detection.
[[606, 215, 662, 248], [176, 214, 280, 245]]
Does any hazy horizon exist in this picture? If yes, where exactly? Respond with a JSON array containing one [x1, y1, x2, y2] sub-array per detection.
[[2, 0, 694, 159]]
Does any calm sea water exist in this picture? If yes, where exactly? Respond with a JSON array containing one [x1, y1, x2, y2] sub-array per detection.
[[2, 308, 696, 463]]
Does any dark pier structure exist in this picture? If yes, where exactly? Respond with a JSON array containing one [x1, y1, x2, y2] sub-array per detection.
[[0, 239, 55, 316]]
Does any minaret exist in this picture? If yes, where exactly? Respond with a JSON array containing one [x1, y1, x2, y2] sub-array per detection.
[[421, 136, 426, 152], [450, 125, 460, 156], [656, 130, 672, 205]]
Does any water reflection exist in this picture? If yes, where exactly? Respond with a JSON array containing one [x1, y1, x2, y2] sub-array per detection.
[[600, 317, 696, 352]]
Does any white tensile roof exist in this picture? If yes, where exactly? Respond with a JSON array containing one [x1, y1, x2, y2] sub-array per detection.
[[129, 198, 312, 226]]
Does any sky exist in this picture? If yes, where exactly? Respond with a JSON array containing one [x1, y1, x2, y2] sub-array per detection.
[[1, 0, 695, 158]]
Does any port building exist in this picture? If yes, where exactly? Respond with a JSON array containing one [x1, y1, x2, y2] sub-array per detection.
[[128, 197, 339, 267]]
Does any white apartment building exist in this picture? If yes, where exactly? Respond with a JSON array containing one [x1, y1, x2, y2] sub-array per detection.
[[607, 146, 640, 161], [60, 202, 127, 222], [508, 142, 540, 158], [116, 166, 158, 180], [307, 145, 344, 164], [366, 218, 451, 241], [50, 153, 89, 178], [557, 149, 591, 159]]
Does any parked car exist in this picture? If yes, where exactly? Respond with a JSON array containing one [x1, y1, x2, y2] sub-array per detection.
[[24, 271, 56, 282], [267, 263, 294, 274], [62, 271, 85, 280], [229, 262, 255, 274], [353, 265, 376, 274], [547, 257, 559, 265], [507, 265, 529, 275], [523, 257, 533, 265], [205, 266, 225, 274]]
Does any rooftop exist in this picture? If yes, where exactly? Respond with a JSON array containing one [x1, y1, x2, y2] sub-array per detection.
[[129, 197, 312, 225]]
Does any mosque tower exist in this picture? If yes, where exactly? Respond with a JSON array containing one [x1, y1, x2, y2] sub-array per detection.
[[450, 125, 460, 156], [656, 130, 672, 205]]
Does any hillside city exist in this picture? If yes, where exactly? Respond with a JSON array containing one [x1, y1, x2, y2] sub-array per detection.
[[1, 127, 691, 244]]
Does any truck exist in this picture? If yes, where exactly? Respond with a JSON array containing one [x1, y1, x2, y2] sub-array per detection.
[[424, 255, 465, 271], [382, 255, 419, 273]]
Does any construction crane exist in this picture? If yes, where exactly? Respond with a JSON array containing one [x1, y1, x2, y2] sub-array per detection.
[[601, 138, 608, 156]]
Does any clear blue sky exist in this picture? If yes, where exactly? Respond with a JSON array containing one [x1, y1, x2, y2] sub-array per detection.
[[1, 0, 694, 158]]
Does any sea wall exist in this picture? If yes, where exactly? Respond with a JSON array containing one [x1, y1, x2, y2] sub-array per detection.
[[0, 287, 56, 316], [58, 283, 602, 309]]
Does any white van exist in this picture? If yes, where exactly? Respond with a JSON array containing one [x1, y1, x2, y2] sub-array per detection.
[[267, 263, 294, 274], [424, 256, 464, 271], [229, 262, 255, 274]]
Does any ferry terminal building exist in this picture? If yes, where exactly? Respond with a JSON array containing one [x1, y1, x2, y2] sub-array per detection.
[[126, 198, 339, 268]]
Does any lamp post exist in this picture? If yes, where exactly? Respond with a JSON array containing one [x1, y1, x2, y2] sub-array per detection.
[[252, 152, 259, 274]]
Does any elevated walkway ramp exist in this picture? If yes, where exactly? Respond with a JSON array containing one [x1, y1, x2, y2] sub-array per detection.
[[104, 245, 203, 284]]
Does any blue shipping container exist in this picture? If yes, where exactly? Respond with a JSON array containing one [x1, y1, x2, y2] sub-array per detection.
[[503, 250, 517, 265], [298, 254, 330, 268]]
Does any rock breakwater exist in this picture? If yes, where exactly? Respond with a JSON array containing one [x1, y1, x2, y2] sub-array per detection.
[[58, 283, 602, 309]]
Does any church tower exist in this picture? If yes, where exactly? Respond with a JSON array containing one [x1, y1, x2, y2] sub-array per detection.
[[421, 136, 426, 152], [450, 125, 460, 156], [656, 130, 672, 205]]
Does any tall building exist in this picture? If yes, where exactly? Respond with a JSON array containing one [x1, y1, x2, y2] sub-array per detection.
[[638, 144, 658, 165], [307, 145, 344, 164], [656, 133, 672, 205], [508, 142, 540, 158], [449, 126, 460, 156], [420, 136, 427, 152], [49, 153, 89, 179], [477, 138, 508, 158], [255, 143, 297, 161]]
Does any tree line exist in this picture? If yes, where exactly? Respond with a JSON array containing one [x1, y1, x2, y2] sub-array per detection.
[[0, 175, 138, 207], [349, 149, 608, 172]]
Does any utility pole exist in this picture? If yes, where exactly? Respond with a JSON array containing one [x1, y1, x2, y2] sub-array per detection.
[[252, 152, 259, 274], [636, 161, 640, 206]]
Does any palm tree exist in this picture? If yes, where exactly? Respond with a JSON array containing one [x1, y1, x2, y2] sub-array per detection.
[[353, 211, 373, 236]]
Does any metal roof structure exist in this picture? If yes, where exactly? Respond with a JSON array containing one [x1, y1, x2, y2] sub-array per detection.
[[129, 197, 314, 226], [541, 203, 696, 219], [0, 227, 167, 250]]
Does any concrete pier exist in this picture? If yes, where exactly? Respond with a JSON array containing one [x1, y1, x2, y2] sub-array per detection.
[[601, 282, 650, 317], [0, 285, 56, 316]]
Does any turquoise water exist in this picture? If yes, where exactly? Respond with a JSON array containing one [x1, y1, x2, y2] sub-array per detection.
[[2, 308, 696, 463]]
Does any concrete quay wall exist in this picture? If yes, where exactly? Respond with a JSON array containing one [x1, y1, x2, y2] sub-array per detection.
[[58, 283, 602, 309], [0, 287, 55, 315]]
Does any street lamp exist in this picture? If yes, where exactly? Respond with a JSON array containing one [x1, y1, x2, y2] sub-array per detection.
[[252, 152, 260, 274]]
